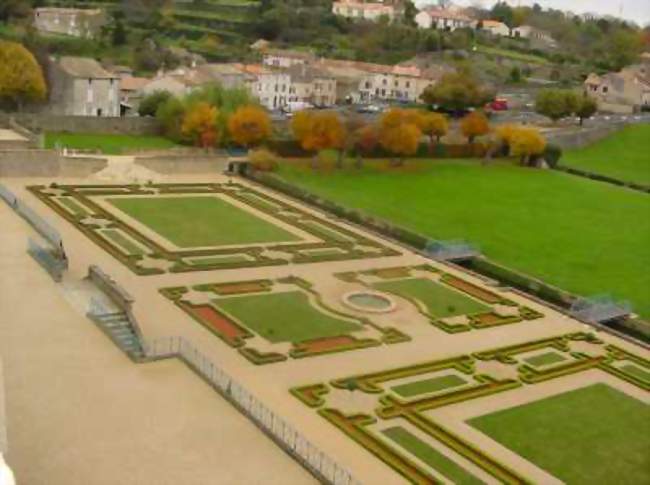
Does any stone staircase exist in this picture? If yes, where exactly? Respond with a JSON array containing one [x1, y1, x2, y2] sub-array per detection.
[[89, 311, 145, 360]]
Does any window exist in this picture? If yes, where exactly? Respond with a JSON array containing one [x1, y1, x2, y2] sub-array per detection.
[[406, 81, 410, 88], [382, 78, 387, 86], [365, 81, 371, 89], [602, 86, 608, 93]]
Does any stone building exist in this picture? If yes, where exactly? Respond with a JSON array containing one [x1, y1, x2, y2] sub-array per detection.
[[48, 57, 120, 117], [34, 8, 107, 39]]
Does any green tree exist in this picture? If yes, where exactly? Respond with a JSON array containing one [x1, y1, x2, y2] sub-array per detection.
[[138, 90, 172, 117], [112, 19, 127, 46], [420, 70, 494, 112], [0, 41, 47, 111], [575, 95, 598, 126], [535, 89, 579, 123]]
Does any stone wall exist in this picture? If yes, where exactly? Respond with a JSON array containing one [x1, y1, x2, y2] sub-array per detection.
[[134, 155, 229, 174], [546, 123, 625, 150], [0, 112, 160, 136], [0, 150, 106, 177]]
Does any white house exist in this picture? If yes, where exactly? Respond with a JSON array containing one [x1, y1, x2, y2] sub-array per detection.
[[332, 0, 402, 22], [480, 20, 510, 36], [262, 49, 315, 68], [415, 7, 475, 30], [512, 25, 557, 49]]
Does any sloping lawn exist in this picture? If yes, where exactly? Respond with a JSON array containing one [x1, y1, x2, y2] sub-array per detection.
[[45, 132, 178, 154], [276, 160, 650, 317], [215, 291, 361, 343], [561, 124, 650, 186], [468, 384, 650, 484]]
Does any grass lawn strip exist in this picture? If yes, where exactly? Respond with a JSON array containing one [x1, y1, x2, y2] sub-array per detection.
[[300, 247, 347, 257], [382, 427, 485, 485], [561, 124, 650, 186], [468, 383, 650, 485], [523, 351, 568, 367], [185, 254, 252, 266], [108, 196, 301, 248], [373, 278, 490, 318], [620, 363, 650, 383], [392, 374, 468, 398], [214, 291, 362, 343], [238, 192, 282, 211], [276, 160, 650, 317], [58, 197, 90, 217], [100, 229, 147, 255], [45, 132, 178, 155], [301, 220, 355, 242]]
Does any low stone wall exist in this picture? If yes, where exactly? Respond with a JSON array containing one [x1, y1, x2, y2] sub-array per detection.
[[134, 155, 228, 174], [547, 124, 624, 150], [0, 112, 161, 136], [0, 150, 107, 177]]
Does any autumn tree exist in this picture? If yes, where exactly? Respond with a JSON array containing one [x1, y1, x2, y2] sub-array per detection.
[[227, 105, 272, 147], [0, 41, 47, 111], [340, 113, 366, 169], [291, 111, 345, 169], [460, 111, 490, 144], [575, 95, 598, 126], [378, 108, 422, 166], [354, 124, 379, 169], [535, 89, 579, 123], [509, 127, 547, 166], [419, 112, 448, 150], [181, 102, 219, 148]]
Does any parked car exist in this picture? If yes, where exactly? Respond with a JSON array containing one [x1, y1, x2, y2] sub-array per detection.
[[487, 98, 509, 111]]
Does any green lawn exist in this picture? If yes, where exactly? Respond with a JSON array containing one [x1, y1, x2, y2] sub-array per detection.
[[468, 384, 650, 484], [392, 374, 467, 398], [277, 160, 650, 317], [620, 364, 650, 383], [108, 196, 300, 248], [45, 132, 178, 155], [477, 44, 549, 64], [373, 277, 490, 318], [382, 427, 483, 484], [215, 291, 361, 343], [561, 124, 650, 185], [523, 351, 567, 367]]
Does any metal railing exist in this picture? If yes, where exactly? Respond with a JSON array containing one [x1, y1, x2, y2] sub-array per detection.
[[143, 336, 360, 485]]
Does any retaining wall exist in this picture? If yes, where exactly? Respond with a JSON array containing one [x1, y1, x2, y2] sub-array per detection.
[[0, 112, 161, 135], [0, 150, 107, 177], [134, 155, 229, 174], [547, 124, 624, 150]]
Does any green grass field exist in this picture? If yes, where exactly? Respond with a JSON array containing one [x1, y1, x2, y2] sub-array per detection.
[[561, 124, 650, 185], [477, 44, 549, 64], [277, 160, 650, 317], [108, 196, 300, 248], [523, 351, 567, 367], [468, 384, 650, 484], [391, 375, 467, 398], [215, 291, 361, 343], [372, 278, 490, 318], [45, 132, 178, 155], [382, 427, 483, 484]]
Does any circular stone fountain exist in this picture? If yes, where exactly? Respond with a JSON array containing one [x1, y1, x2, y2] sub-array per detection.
[[342, 291, 396, 313]]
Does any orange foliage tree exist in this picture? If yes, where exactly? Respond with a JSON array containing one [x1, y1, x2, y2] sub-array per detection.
[[291, 110, 345, 169], [182, 102, 219, 148], [227, 105, 272, 147], [509, 126, 547, 166], [419, 112, 448, 149], [354, 124, 379, 169], [460, 111, 490, 144], [378, 108, 422, 166]]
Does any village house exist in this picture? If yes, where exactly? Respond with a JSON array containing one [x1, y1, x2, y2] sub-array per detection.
[[584, 63, 650, 113], [194, 63, 256, 90], [512, 25, 557, 50], [262, 49, 316, 68], [47, 56, 120, 117], [34, 7, 107, 39], [357, 64, 446, 103], [479, 19, 510, 37], [332, 0, 403, 22], [415, 7, 475, 31], [119, 76, 150, 115], [284, 64, 337, 107]]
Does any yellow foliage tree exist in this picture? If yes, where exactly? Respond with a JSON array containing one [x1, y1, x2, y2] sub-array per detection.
[[378, 108, 422, 166], [181, 102, 219, 148], [0, 41, 47, 110], [420, 112, 449, 148], [460, 111, 490, 144], [291, 110, 345, 169], [509, 127, 547, 166], [227, 105, 272, 147]]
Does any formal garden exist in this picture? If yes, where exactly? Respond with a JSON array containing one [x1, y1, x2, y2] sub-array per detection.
[[291, 332, 650, 484]]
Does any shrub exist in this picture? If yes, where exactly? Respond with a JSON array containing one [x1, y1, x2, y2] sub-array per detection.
[[543, 144, 563, 168], [249, 148, 278, 171]]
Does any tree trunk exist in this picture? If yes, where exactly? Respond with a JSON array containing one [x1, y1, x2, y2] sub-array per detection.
[[311, 153, 318, 170], [336, 149, 344, 169], [355, 153, 363, 169]]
